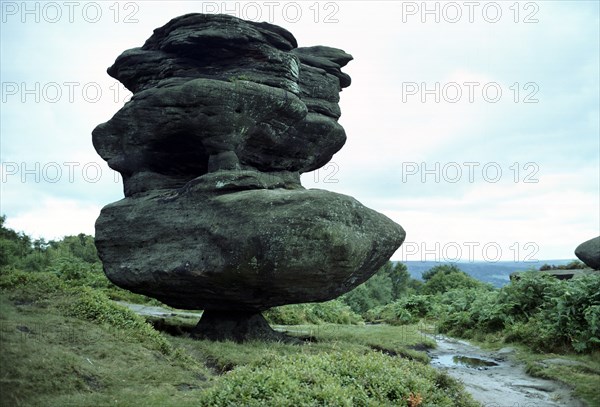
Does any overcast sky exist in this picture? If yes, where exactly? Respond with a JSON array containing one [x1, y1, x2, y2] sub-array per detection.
[[1, 1, 599, 262]]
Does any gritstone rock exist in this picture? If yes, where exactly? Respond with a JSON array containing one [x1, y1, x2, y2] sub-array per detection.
[[92, 13, 405, 340], [575, 236, 600, 270]]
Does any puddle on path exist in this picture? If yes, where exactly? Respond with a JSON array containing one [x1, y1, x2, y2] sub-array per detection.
[[433, 354, 499, 369], [426, 334, 585, 407]]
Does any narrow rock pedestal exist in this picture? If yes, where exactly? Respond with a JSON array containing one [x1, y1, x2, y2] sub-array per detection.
[[191, 310, 289, 342]]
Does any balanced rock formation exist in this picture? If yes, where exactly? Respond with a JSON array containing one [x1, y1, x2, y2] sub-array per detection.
[[93, 13, 405, 341], [575, 236, 600, 270]]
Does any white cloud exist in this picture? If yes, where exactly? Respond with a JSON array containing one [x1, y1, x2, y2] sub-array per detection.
[[367, 168, 599, 261], [4, 197, 101, 240]]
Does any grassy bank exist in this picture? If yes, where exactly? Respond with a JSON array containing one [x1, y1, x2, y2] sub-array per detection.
[[0, 269, 478, 407]]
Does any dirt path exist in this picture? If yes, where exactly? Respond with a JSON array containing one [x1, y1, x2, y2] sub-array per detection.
[[426, 334, 585, 407]]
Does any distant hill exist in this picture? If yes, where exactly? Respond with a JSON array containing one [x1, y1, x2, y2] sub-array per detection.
[[397, 259, 579, 288]]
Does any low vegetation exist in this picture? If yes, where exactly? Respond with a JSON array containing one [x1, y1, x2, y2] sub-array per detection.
[[264, 300, 362, 325], [1, 216, 477, 406], [0, 268, 475, 406], [365, 266, 599, 354], [360, 264, 600, 405]]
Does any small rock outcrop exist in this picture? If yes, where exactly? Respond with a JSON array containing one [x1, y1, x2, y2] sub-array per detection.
[[92, 13, 405, 341], [575, 236, 600, 270]]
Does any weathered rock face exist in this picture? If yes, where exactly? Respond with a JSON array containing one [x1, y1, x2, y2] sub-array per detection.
[[93, 13, 405, 340], [96, 180, 403, 310], [94, 13, 352, 196], [575, 236, 600, 270]]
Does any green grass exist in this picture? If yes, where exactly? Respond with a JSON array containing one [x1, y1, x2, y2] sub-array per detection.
[[518, 347, 600, 406], [2, 266, 598, 406], [195, 350, 475, 406], [264, 300, 363, 325], [276, 323, 436, 362], [0, 295, 212, 407], [0, 271, 477, 407]]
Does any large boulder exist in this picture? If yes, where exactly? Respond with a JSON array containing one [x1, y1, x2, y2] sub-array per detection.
[[95, 173, 404, 311], [575, 236, 600, 270], [93, 13, 405, 341]]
